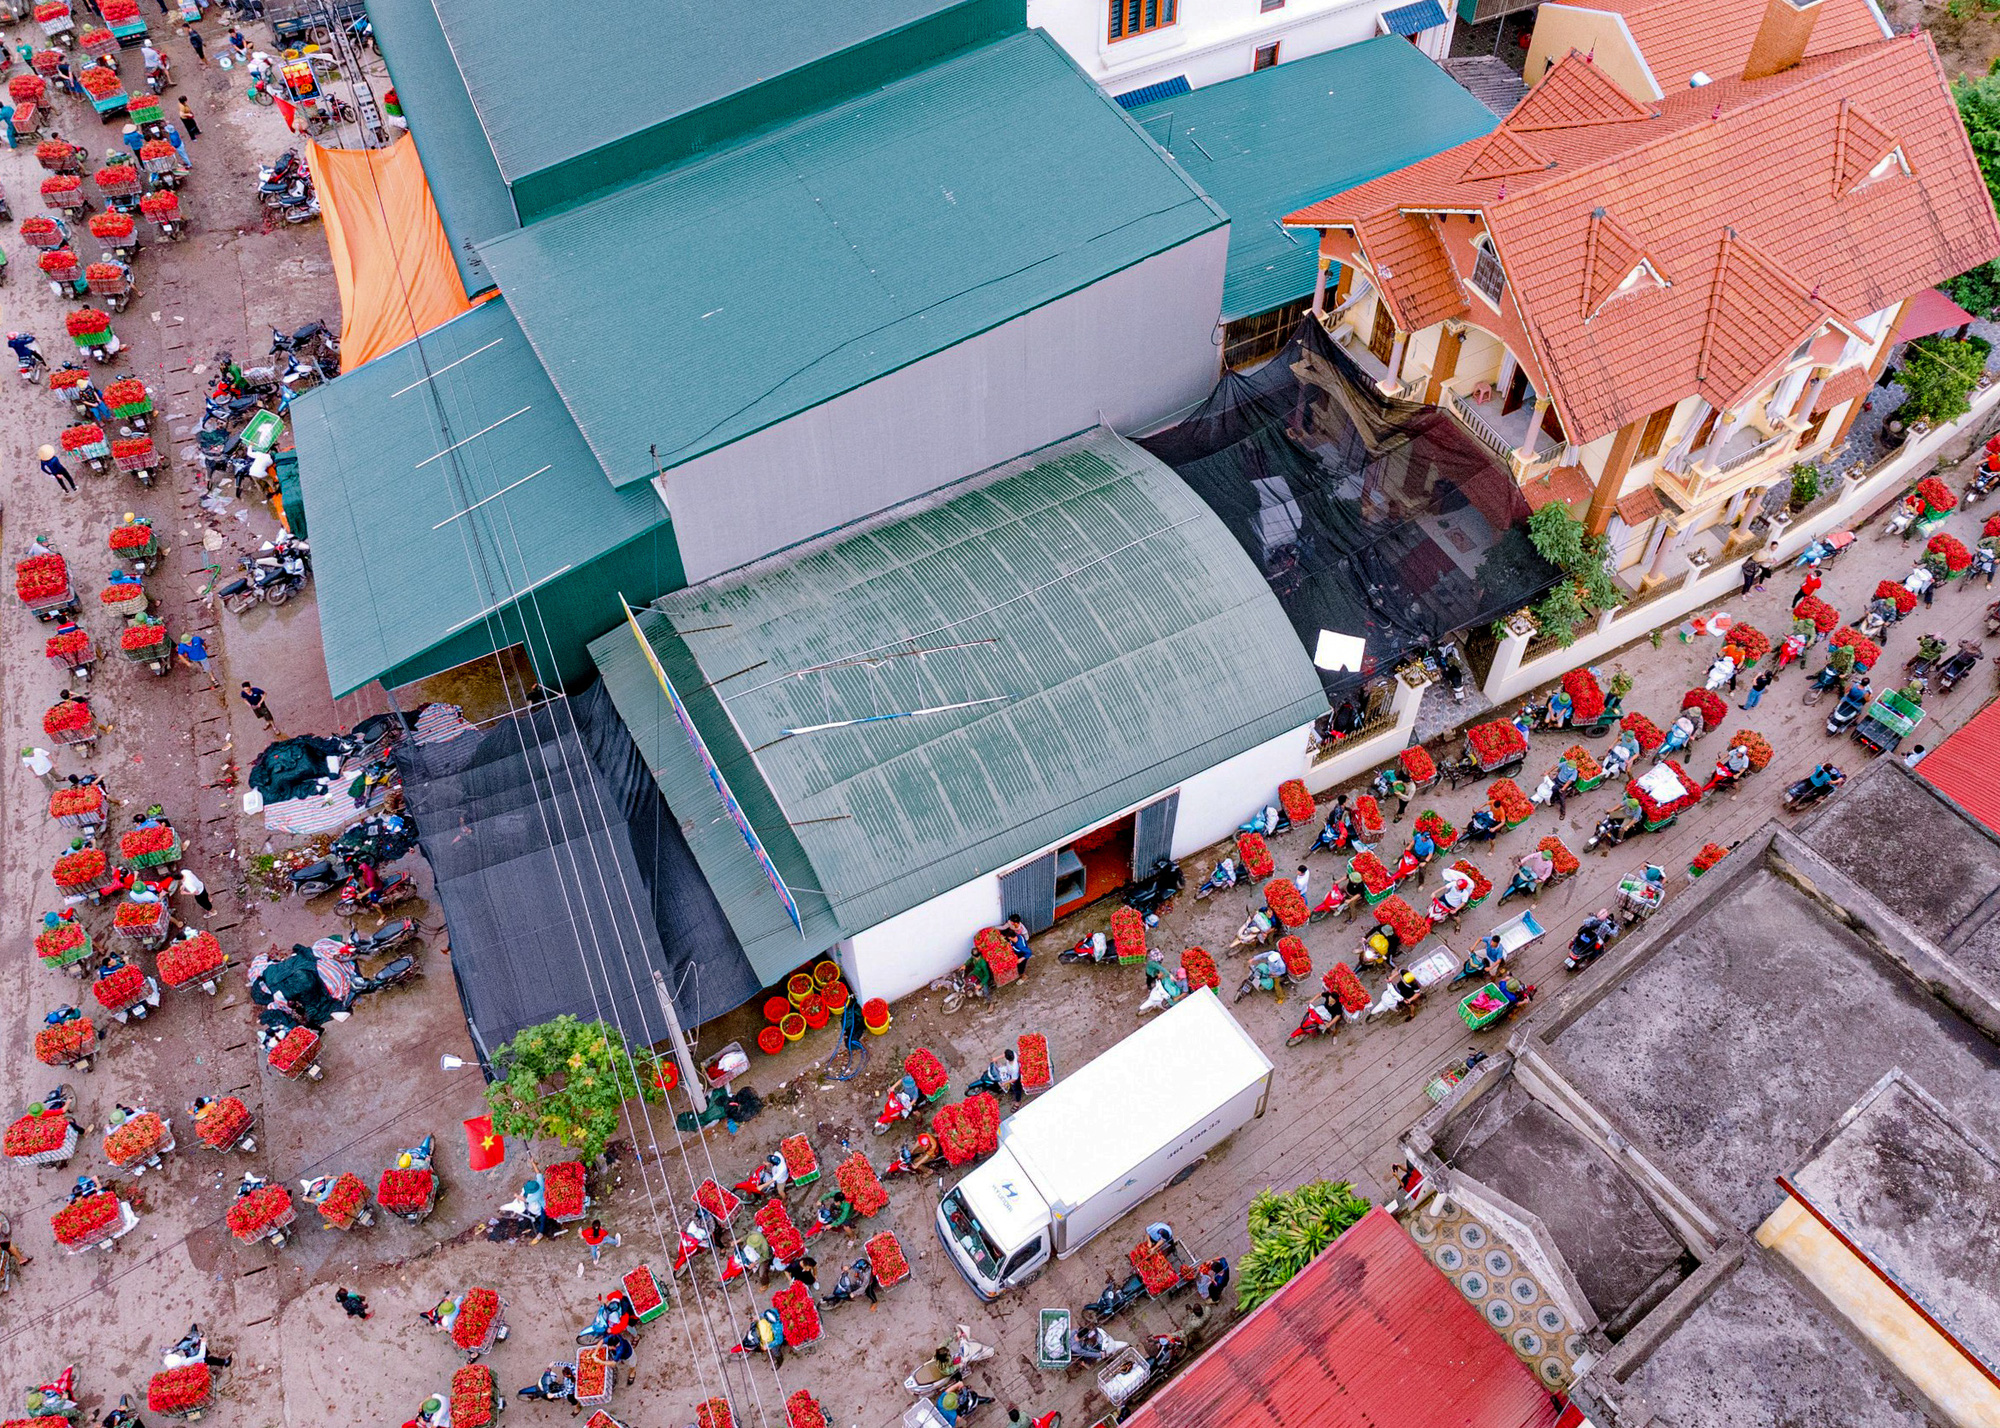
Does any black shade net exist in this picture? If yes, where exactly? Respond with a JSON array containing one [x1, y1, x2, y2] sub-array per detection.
[[393, 684, 760, 1074], [1141, 319, 1561, 696]]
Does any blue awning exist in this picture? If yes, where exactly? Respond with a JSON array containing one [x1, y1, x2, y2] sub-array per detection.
[[1381, 0, 1447, 32], [1115, 74, 1190, 108]]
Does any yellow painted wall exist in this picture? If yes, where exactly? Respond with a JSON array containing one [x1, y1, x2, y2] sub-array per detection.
[[1758, 1198, 2000, 1428], [1524, 5, 1661, 101]]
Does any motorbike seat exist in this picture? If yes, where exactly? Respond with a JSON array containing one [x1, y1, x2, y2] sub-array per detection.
[[217, 577, 249, 597]]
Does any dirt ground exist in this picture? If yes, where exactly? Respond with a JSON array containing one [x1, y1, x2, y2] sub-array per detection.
[[1886, 0, 2000, 80], [6, 13, 2000, 1428]]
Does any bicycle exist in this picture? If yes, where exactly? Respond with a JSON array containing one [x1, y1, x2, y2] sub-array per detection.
[[821, 1001, 868, 1082]]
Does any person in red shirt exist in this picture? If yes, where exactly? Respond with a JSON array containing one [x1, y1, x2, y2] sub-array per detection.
[[580, 1218, 622, 1263], [1793, 562, 1823, 610]]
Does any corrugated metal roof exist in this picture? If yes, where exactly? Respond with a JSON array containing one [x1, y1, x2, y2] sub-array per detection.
[[587, 427, 1325, 970], [1129, 39, 1494, 322], [477, 31, 1225, 487], [292, 298, 672, 696], [1116, 74, 1190, 108], [365, 0, 516, 293], [430, 0, 1016, 191], [1382, 0, 1450, 32], [1124, 1207, 1566, 1428], [1920, 697, 2000, 837]]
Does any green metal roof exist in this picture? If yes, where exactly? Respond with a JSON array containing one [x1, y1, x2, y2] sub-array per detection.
[[292, 298, 674, 696], [367, 0, 517, 293], [478, 31, 1226, 487], [1130, 38, 1496, 322], [588, 426, 1326, 972], [431, 0, 1020, 218]]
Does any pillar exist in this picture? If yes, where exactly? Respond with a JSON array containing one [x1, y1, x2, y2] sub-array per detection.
[[1334, 263, 1354, 308], [1584, 418, 1643, 536], [1828, 296, 1916, 449], [1425, 323, 1463, 406], [1311, 246, 1332, 318], [1515, 397, 1549, 463], [1644, 519, 1683, 581], [1480, 615, 1538, 703], [1733, 487, 1766, 537], [1791, 369, 1827, 426], [1637, 516, 1672, 583], [1386, 331, 1409, 385], [1698, 409, 1739, 469]]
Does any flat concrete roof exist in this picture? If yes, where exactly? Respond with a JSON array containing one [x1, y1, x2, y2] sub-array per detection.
[[1622, 1250, 1945, 1428], [1438, 1079, 1687, 1325], [1791, 1075, 2000, 1380], [1549, 862, 2000, 1233], [1797, 760, 2000, 947]]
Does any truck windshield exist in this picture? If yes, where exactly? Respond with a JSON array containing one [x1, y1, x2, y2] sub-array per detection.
[[940, 1188, 1002, 1281]]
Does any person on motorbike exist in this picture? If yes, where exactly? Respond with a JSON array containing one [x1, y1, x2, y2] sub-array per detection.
[[1708, 742, 1751, 791], [1505, 850, 1553, 901], [1464, 805, 1503, 842], [1408, 827, 1436, 883], [1068, 1326, 1115, 1363], [1573, 910, 1617, 959], [1383, 968, 1423, 1017], [1463, 933, 1509, 981], [1832, 677, 1871, 721], [1295, 992, 1340, 1037], [810, 1189, 856, 1237], [1141, 964, 1189, 1014], [1665, 712, 1699, 749], [1433, 866, 1474, 917], [822, 1257, 877, 1307], [1604, 729, 1644, 782], [741, 1152, 788, 1198], [1810, 763, 1846, 792], [8, 333, 47, 371], [518, 1363, 575, 1403], [905, 1134, 944, 1176]]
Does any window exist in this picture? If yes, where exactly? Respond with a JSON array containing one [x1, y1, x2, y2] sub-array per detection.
[[1635, 403, 1676, 460], [1261, 0, 1285, 10], [1470, 242, 1505, 304], [1254, 40, 1280, 69], [1108, 0, 1176, 41]]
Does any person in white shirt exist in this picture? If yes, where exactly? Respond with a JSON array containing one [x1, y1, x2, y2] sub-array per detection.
[[20, 746, 57, 790], [179, 867, 212, 916]]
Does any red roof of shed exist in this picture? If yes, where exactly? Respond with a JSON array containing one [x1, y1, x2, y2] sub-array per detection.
[[1121, 1207, 1564, 1428], [1920, 697, 2000, 837]]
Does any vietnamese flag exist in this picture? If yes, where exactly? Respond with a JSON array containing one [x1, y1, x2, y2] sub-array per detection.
[[464, 1114, 504, 1171]]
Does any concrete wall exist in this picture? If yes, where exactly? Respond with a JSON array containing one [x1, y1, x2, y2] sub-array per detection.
[[1482, 375, 2000, 706], [1029, 0, 1450, 96], [660, 227, 1230, 584], [1523, 5, 1659, 99]]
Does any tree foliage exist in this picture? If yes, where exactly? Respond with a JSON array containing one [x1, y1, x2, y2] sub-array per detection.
[[1897, 337, 1985, 426], [1523, 504, 1623, 647], [1237, 1179, 1371, 1311], [1950, 71, 2000, 316], [484, 1016, 666, 1162], [1788, 462, 1821, 512]]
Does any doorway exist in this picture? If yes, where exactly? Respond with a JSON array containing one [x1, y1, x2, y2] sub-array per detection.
[[1054, 814, 1135, 920]]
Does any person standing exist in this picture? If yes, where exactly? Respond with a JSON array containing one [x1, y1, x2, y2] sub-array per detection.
[[39, 447, 76, 494], [1743, 669, 1774, 710], [120, 123, 144, 157], [178, 867, 212, 916], [579, 1219, 621, 1263], [1387, 771, 1414, 821], [787, 1254, 817, 1291], [1738, 556, 1764, 598], [1792, 562, 1822, 610], [186, 28, 206, 64], [176, 632, 218, 688], [334, 1287, 371, 1319], [1, 101, 16, 150], [601, 1330, 636, 1387], [20, 746, 59, 790], [239, 683, 282, 736], [177, 94, 200, 138], [1001, 913, 1033, 969]]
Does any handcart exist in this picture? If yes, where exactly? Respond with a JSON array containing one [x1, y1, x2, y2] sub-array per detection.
[[41, 246, 85, 297], [1098, 1347, 1156, 1411], [44, 698, 98, 753], [147, 1363, 214, 1421], [128, 93, 166, 138], [17, 549, 79, 621], [158, 931, 227, 996], [52, 845, 109, 899], [100, 578, 149, 618], [61, 420, 111, 474], [191, 1095, 256, 1153], [34, 1013, 98, 1071], [138, 188, 184, 240], [119, 821, 182, 872], [5, 1105, 81, 1167], [226, 1180, 297, 1249], [448, 1364, 500, 1428], [307, 1171, 375, 1230], [35, 139, 82, 174], [451, 1287, 509, 1362], [54, 1190, 139, 1254], [1456, 978, 1536, 1032], [94, 161, 143, 207], [79, 24, 118, 58], [8, 73, 49, 108], [1037, 1308, 1073, 1371], [101, 0, 146, 43], [86, 259, 135, 314], [10, 100, 41, 140], [1616, 864, 1667, 925], [20, 213, 69, 251], [573, 1345, 612, 1407], [120, 617, 172, 676], [35, 917, 94, 972], [34, 1, 74, 41], [769, 1281, 821, 1356], [103, 1108, 173, 1174], [1626, 760, 1702, 833], [378, 1165, 440, 1224], [89, 210, 139, 261], [265, 1025, 323, 1081], [1854, 688, 1924, 756], [139, 139, 184, 190], [91, 961, 160, 1023], [46, 625, 96, 679], [622, 1264, 668, 1324], [111, 897, 171, 952]]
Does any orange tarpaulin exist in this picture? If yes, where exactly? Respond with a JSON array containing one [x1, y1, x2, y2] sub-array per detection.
[[305, 135, 476, 372]]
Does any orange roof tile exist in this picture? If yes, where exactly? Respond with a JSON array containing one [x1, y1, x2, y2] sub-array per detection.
[[1461, 127, 1554, 182], [1507, 53, 1656, 128], [1285, 38, 2000, 443], [1812, 363, 1874, 413], [1617, 484, 1664, 523], [1352, 209, 1468, 330], [1523, 463, 1595, 511], [1833, 99, 1901, 196], [1564, 0, 1891, 93]]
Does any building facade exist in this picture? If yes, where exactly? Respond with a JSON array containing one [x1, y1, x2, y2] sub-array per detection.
[[1281, 4, 2000, 591]]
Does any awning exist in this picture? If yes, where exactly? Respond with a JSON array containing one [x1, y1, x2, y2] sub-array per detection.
[[1115, 75, 1189, 108], [1381, 0, 1449, 33], [305, 135, 478, 372], [1894, 287, 1976, 344]]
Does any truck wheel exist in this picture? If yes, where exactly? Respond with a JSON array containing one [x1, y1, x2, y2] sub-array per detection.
[[1014, 1267, 1043, 1288], [1168, 1156, 1206, 1187]]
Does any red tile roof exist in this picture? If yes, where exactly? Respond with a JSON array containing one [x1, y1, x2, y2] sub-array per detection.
[[1354, 209, 1468, 330], [1616, 484, 1664, 523], [1895, 285, 1976, 341], [1812, 363, 1874, 413], [1121, 1208, 1565, 1428], [1921, 697, 2000, 836], [1524, 464, 1596, 511], [1579, 0, 1891, 91], [1285, 37, 2000, 445]]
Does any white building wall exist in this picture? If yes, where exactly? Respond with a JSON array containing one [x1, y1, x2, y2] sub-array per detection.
[[1030, 0, 1453, 96], [661, 228, 1230, 584], [841, 717, 1319, 1004]]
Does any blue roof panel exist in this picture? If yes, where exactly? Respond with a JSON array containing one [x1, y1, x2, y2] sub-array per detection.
[[1381, 0, 1449, 34]]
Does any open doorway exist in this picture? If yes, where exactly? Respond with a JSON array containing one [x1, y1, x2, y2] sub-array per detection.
[[1054, 813, 1135, 920]]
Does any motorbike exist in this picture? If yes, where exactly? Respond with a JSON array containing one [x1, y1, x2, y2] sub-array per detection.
[[1228, 904, 1276, 953], [1783, 764, 1846, 811], [1563, 912, 1620, 972], [1285, 996, 1341, 1047], [1938, 640, 1984, 692], [218, 552, 308, 613], [1193, 857, 1239, 901], [1233, 948, 1298, 1004], [1082, 1271, 1151, 1325], [1792, 529, 1855, 566], [1308, 814, 1350, 856], [1968, 465, 2000, 503], [1448, 939, 1511, 988], [1973, 547, 1997, 588], [202, 389, 268, 432], [1906, 634, 1949, 684], [1803, 662, 1846, 706], [26, 1366, 79, 1420], [290, 852, 360, 897], [257, 150, 306, 205], [1058, 931, 1116, 966], [333, 812, 416, 866], [270, 320, 340, 375], [904, 1328, 995, 1394], [335, 871, 416, 918], [332, 918, 419, 960], [1122, 857, 1183, 924], [1883, 498, 1921, 539], [1237, 805, 1291, 839], [881, 1140, 940, 1180], [873, 1079, 921, 1136], [1582, 811, 1629, 855]]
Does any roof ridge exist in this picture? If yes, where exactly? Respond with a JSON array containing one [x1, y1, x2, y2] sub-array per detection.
[[1507, 50, 1657, 131], [1460, 126, 1552, 181], [1695, 226, 1824, 397], [1833, 96, 1902, 197], [1581, 206, 1667, 321]]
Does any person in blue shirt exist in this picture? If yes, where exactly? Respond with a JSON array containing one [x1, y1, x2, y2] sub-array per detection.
[[176, 633, 217, 688], [1408, 827, 1436, 886]]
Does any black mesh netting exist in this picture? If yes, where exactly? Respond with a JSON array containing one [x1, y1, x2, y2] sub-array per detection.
[[394, 684, 759, 1071], [1141, 319, 1560, 696]]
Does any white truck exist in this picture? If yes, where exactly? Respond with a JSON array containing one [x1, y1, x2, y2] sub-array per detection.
[[935, 988, 1273, 1300]]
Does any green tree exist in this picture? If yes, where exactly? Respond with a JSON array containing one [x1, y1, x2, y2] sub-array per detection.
[[485, 1016, 666, 1162], [1521, 504, 1623, 647], [1788, 462, 1821, 512], [1897, 336, 1985, 426], [1237, 1179, 1371, 1311], [1950, 70, 2000, 316]]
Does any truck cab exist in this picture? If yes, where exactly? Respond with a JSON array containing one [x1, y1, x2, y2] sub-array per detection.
[[937, 1148, 1051, 1299]]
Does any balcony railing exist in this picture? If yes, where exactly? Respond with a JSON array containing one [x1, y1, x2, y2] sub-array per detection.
[[1447, 389, 1560, 465], [1713, 431, 1788, 475]]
